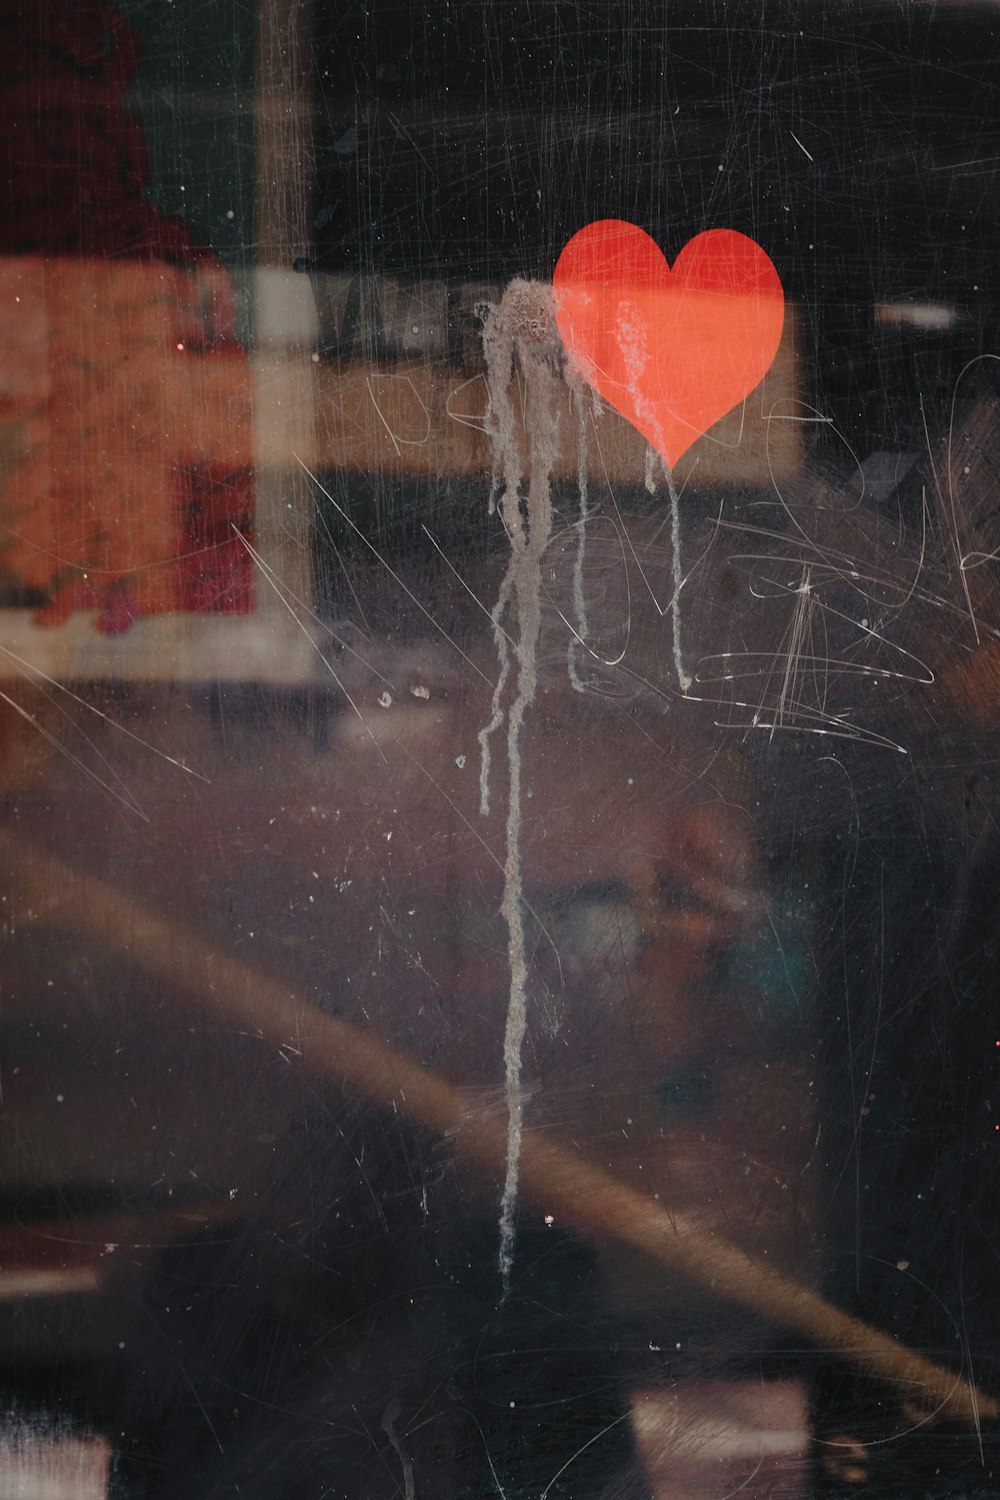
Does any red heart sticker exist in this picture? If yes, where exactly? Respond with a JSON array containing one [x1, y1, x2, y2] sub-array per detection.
[[553, 219, 784, 470]]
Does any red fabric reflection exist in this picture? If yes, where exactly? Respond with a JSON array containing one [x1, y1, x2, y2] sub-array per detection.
[[0, 1, 253, 630]]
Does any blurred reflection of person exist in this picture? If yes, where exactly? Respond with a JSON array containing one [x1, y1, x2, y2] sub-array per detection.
[[124, 512, 822, 1500]]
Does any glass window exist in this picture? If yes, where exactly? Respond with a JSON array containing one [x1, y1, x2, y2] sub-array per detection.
[[1, 3, 998, 1496]]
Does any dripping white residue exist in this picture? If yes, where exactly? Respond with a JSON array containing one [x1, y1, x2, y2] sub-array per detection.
[[663, 461, 689, 694], [478, 280, 564, 1287], [617, 302, 691, 693], [567, 385, 594, 692], [380, 1398, 415, 1500]]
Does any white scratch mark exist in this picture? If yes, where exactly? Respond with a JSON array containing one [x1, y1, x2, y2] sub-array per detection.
[[445, 372, 490, 432], [365, 372, 431, 452], [0, 648, 210, 785], [297, 459, 493, 687]]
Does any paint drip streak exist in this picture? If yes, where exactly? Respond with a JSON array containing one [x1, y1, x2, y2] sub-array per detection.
[[568, 392, 591, 692], [664, 462, 691, 694], [479, 281, 560, 1286], [619, 305, 690, 693]]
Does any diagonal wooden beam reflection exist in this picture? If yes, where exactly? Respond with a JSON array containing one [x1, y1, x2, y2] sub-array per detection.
[[2, 827, 993, 1432]]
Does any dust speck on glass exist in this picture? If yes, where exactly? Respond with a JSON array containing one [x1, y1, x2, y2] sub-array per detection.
[[0, 2, 999, 1497]]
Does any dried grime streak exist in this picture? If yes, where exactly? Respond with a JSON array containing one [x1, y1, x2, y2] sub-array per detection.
[[479, 281, 562, 1285], [380, 1398, 416, 1500], [568, 391, 592, 692], [665, 462, 689, 692], [617, 303, 691, 692]]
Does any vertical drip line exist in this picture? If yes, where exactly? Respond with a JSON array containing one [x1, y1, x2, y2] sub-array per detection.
[[478, 296, 520, 817], [643, 448, 690, 694], [568, 387, 591, 692], [663, 459, 691, 695], [621, 304, 689, 695], [479, 282, 561, 1288]]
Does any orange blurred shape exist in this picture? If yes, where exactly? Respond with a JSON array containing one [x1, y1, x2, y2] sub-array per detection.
[[0, 258, 252, 629]]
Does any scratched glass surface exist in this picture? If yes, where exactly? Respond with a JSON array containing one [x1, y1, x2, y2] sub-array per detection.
[[0, 2, 999, 1497]]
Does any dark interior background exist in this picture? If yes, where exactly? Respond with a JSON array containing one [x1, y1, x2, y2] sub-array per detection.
[[312, 0, 1000, 455], [2, 3, 1000, 1495]]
